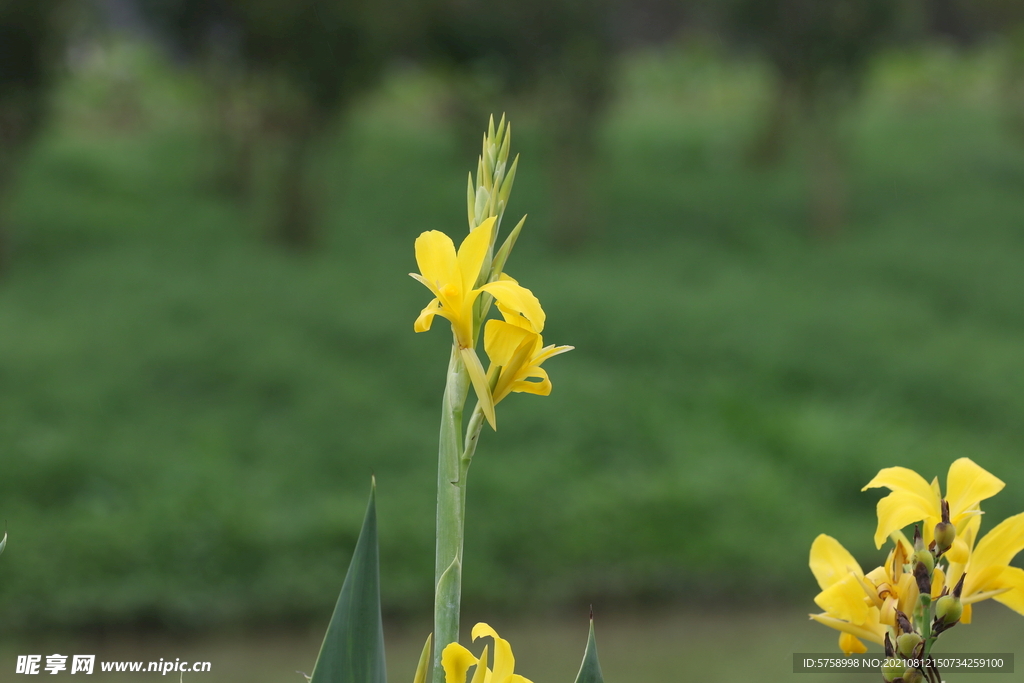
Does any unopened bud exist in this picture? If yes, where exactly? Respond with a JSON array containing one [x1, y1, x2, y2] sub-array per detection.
[[881, 657, 904, 682], [896, 633, 923, 659], [913, 548, 935, 575], [913, 560, 932, 595], [934, 522, 956, 554], [936, 595, 963, 626], [903, 667, 924, 683], [913, 524, 923, 551], [895, 610, 914, 636]]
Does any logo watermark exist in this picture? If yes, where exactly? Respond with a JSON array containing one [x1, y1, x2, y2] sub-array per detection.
[[16, 655, 211, 675]]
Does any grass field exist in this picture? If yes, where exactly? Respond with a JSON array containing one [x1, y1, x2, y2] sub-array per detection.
[[1, 44, 1023, 630]]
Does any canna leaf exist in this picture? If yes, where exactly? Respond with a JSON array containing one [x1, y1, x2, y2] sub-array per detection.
[[573, 618, 605, 683], [309, 480, 386, 683]]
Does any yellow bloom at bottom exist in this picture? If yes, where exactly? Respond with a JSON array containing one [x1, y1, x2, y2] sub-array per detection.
[[441, 623, 533, 683]]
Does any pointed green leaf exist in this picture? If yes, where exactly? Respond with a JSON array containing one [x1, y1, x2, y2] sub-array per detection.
[[0, 531, 6, 557], [310, 481, 386, 683], [497, 122, 511, 169], [467, 173, 476, 228], [573, 619, 605, 683], [498, 155, 519, 206], [490, 214, 526, 280], [412, 634, 432, 683]]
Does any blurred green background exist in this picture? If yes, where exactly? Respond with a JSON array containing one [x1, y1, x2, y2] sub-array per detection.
[[2, 0, 1024, 678]]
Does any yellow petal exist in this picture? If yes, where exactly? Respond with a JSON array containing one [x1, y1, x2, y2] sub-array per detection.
[[510, 367, 552, 397], [839, 632, 868, 655], [413, 634, 433, 683], [946, 535, 971, 564], [469, 644, 490, 683], [442, 642, 478, 683], [992, 566, 1024, 616], [970, 512, 1024, 577], [814, 575, 871, 625], [810, 535, 863, 589], [472, 624, 515, 682], [873, 491, 936, 549], [896, 571, 920, 617], [492, 333, 539, 404], [809, 613, 885, 645], [879, 596, 897, 627], [946, 458, 1004, 519], [414, 298, 444, 333], [496, 301, 534, 331], [863, 466, 937, 502], [931, 567, 945, 599], [479, 279, 545, 333], [461, 347, 496, 430], [532, 343, 573, 365], [484, 320, 534, 368], [457, 218, 496, 295], [416, 231, 458, 292], [961, 601, 973, 624]]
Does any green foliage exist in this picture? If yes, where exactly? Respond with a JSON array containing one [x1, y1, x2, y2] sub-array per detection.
[[309, 482, 386, 683], [1, 48, 1023, 629]]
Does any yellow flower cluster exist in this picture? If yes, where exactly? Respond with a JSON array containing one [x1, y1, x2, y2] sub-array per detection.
[[411, 217, 572, 429], [810, 458, 1024, 654]]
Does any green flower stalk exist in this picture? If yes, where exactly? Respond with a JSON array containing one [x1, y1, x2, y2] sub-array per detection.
[[410, 116, 572, 683]]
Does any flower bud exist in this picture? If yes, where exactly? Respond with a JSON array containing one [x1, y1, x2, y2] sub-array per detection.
[[936, 595, 963, 626], [903, 667, 924, 683], [913, 560, 931, 596], [896, 633, 923, 659], [881, 658, 904, 682], [913, 548, 935, 575], [934, 522, 956, 554]]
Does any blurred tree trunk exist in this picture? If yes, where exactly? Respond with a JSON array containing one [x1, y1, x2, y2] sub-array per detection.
[[747, 75, 799, 167], [1003, 26, 1024, 143], [210, 72, 258, 201], [0, 99, 43, 275], [801, 90, 849, 241], [269, 102, 333, 250], [275, 113, 317, 248], [543, 35, 611, 252]]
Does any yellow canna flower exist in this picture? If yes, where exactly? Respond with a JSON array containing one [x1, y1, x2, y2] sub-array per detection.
[[410, 217, 543, 350], [441, 623, 533, 683], [943, 511, 1024, 624], [861, 458, 1004, 561], [808, 534, 941, 654], [483, 315, 572, 406]]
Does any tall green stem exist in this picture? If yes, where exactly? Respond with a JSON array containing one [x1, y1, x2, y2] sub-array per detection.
[[432, 346, 470, 683]]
